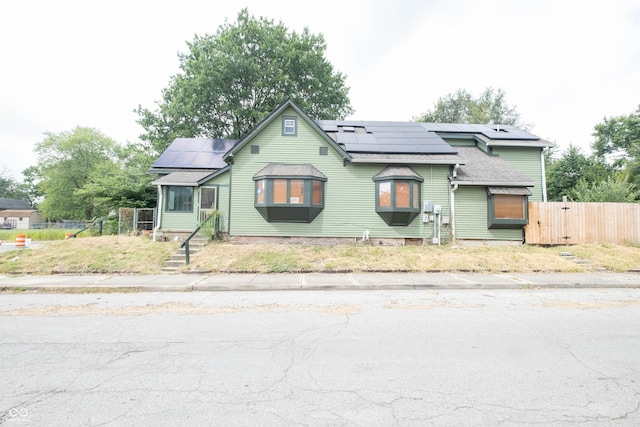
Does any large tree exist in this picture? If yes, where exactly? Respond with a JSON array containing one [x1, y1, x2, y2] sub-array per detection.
[[415, 87, 529, 129], [0, 170, 32, 202], [34, 127, 119, 220], [592, 105, 640, 160], [591, 105, 640, 190], [34, 128, 158, 221], [545, 145, 612, 201], [136, 8, 353, 152], [77, 142, 157, 213], [571, 175, 638, 202]]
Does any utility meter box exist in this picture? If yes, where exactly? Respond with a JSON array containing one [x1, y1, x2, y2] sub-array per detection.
[[433, 204, 442, 214], [423, 201, 433, 212]]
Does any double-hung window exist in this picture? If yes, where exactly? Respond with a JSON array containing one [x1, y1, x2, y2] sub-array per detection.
[[254, 164, 326, 223], [282, 117, 297, 136], [373, 166, 423, 226]]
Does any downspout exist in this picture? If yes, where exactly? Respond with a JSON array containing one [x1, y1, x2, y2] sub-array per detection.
[[227, 162, 233, 237], [540, 150, 548, 202], [450, 164, 460, 246], [450, 184, 459, 246], [153, 184, 163, 242]]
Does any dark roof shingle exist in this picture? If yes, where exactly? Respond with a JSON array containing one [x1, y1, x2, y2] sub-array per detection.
[[452, 147, 534, 186]]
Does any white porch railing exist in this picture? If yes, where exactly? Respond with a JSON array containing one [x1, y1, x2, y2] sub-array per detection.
[[199, 208, 215, 223]]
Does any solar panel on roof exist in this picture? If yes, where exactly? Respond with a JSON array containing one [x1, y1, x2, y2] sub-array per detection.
[[152, 138, 234, 169], [190, 152, 218, 167], [418, 122, 540, 141], [174, 151, 198, 165], [154, 150, 180, 165], [343, 142, 457, 154], [336, 133, 377, 144], [335, 124, 457, 154], [482, 129, 539, 140]]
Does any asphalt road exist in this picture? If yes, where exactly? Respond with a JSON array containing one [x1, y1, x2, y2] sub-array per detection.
[[0, 242, 21, 254], [1, 289, 640, 426]]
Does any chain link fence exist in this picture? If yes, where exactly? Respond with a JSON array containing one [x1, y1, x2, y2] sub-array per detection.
[[118, 208, 156, 235]]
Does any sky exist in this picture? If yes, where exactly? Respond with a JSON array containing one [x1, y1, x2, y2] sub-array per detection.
[[1, 0, 639, 180]]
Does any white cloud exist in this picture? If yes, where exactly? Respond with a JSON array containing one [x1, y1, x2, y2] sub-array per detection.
[[1, 0, 639, 180]]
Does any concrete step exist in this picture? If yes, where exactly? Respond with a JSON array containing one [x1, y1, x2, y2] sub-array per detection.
[[178, 238, 206, 247], [171, 250, 202, 259], [163, 234, 211, 270], [176, 248, 204, 255], [559, 251, 590, 266]]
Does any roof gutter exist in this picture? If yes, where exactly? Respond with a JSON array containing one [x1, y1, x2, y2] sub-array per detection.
[[449, 180, 534, 187], [350, 158, 463, 165], [540, 150, 548, 202]]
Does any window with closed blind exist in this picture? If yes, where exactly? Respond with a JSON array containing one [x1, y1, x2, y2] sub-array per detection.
[[487, 187, 531, 229]]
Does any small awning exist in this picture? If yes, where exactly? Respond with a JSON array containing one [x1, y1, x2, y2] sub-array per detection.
[[151, 171, 217, 186], [487, 187, 532, 196], [373, 166, 424, 182], [253, 164, 327, 181]]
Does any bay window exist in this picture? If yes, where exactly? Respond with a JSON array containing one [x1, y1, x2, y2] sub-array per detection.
[[254, 164, 326, 223], [373, 166, 423, 226]]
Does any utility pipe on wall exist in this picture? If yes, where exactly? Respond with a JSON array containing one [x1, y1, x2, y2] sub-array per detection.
[[450, 163, 460, 246], [540, 150, 548, 202], [450, 183, 459, 246], [153, 185, 163, 242]]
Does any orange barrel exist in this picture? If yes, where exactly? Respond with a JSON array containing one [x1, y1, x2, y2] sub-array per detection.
[[65, 233, 72, 239], [15, 234, 26, 247]]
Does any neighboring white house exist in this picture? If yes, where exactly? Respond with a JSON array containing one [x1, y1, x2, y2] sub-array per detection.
[[0, 198, 41, 230], [0, 209, 43, 230]]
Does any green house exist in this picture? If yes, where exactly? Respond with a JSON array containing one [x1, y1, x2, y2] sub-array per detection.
[[150, 99, 552, 245]]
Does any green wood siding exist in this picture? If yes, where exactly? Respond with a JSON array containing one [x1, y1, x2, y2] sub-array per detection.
[[492, 146, 545, 201], [160, 187, 199, 231], [155, 108, 540, 243], [157, 171, 231, 233], [216, 185, 229, 233], [201, 172, 230, 233], [229, 107, 452, 240], [454, 186, 524, 241]]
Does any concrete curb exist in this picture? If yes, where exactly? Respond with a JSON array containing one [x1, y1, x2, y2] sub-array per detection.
[[1, 272, 640, 292]]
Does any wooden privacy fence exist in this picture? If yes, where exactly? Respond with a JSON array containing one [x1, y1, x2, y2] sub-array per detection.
[[525, 201, 640, 245]]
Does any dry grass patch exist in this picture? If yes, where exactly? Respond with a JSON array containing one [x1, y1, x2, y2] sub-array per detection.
[[0, 236, 178, 275], [564, 244, 640, 272], [2, 238, 639, 275], [184, 243, 604, 273]]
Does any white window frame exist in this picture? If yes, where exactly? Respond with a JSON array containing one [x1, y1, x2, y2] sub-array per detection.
[[283, 117, 297, 136]]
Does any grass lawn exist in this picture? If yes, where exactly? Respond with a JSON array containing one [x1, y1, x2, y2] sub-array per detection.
[[0, 229, 87, 241], [1, 236, 639, 275], [0, 236, 179, 275]]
